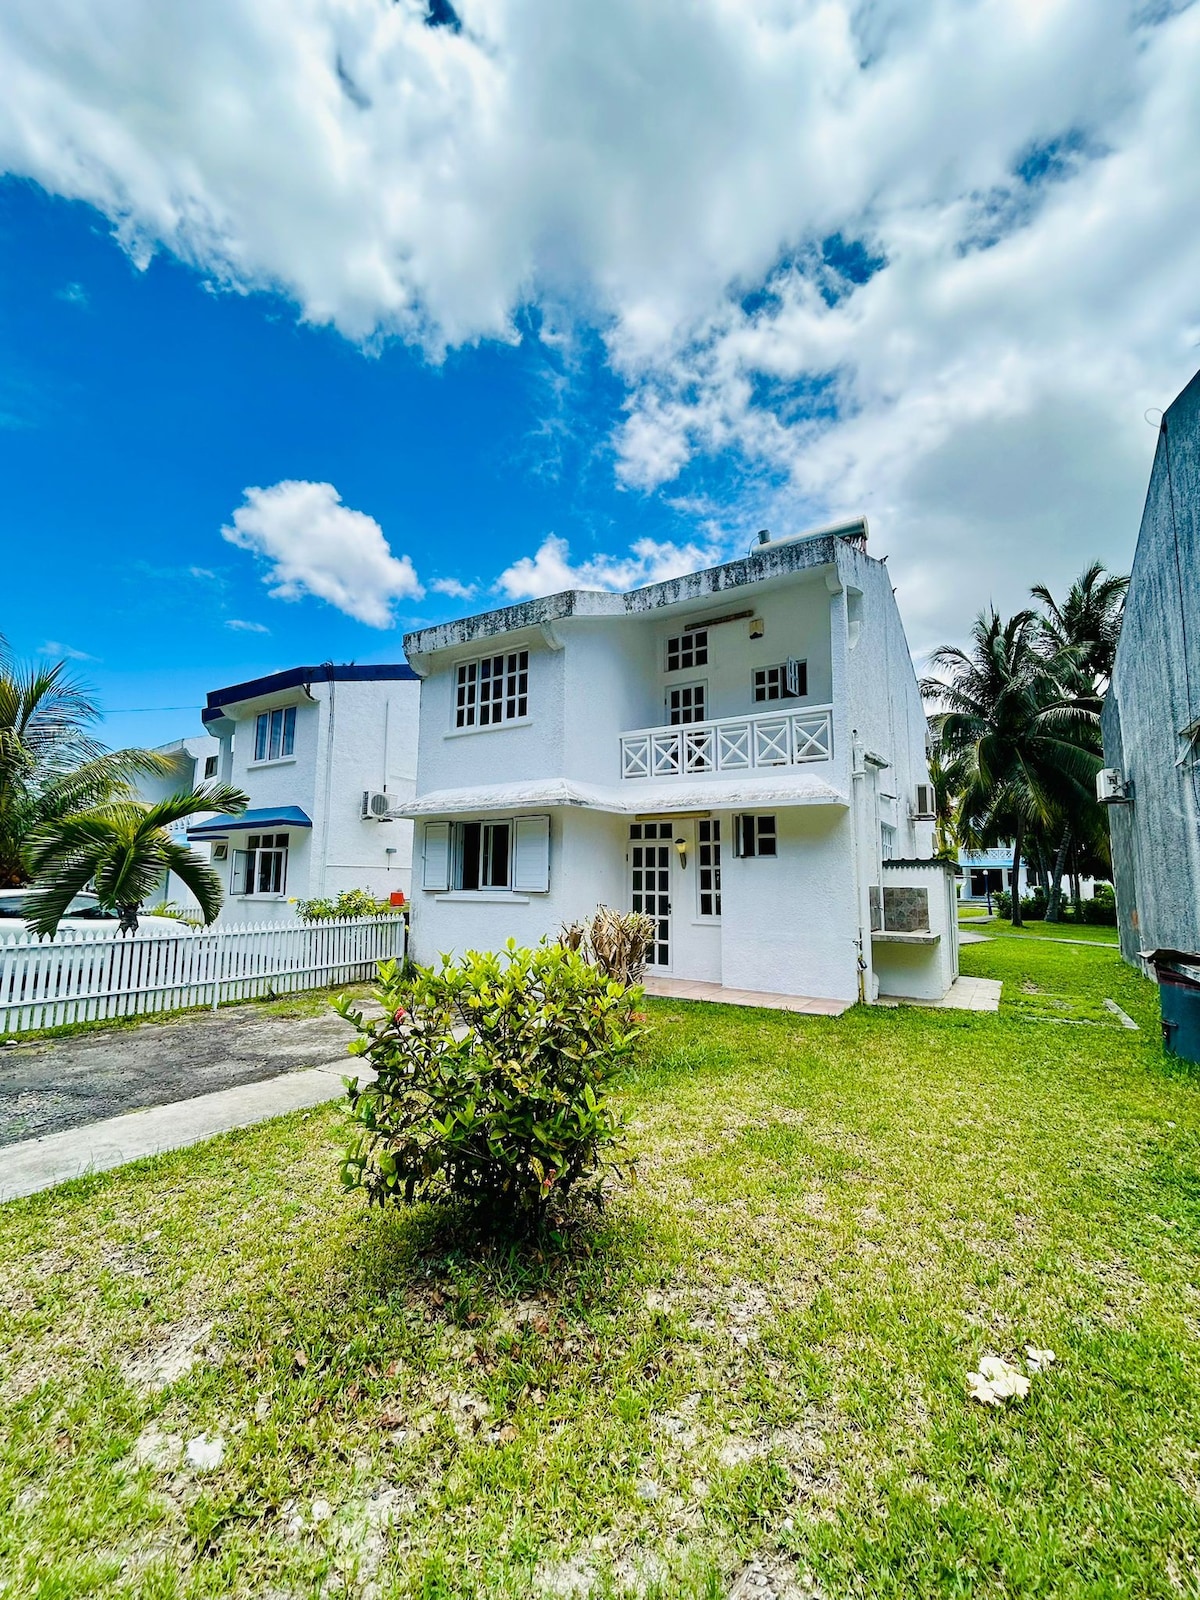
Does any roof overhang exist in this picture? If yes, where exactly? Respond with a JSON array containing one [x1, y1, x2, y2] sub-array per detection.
[[187, 806, 313, 840], [397, 777, 848, 820]]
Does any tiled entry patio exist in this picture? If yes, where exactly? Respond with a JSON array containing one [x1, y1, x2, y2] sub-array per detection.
[[641, 977, 851, 1015], [877, 975, 1003, 1012]]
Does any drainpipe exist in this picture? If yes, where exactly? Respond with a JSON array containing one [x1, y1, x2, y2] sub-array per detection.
[[850, 733, 869, 1005], [318, 662, 337, 898]]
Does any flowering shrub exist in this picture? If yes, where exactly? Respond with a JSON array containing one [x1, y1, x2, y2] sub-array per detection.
[[336, 941, 644, 1229], [295, 888, 392, 922]]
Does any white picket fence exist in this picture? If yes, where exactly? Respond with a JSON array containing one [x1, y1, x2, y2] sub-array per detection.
[[0, 915, 407, 1034]]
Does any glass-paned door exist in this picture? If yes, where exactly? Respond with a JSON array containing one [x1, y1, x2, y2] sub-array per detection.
[[630, 821, 672, 969]]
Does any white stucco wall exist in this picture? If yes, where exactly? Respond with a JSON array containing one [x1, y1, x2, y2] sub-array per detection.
[[211, 675, 420, 924], [408, 808, 627, 965], [873, 862, 959, 1001]]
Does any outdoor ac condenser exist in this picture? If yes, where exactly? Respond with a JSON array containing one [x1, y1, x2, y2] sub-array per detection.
[[913, 783, 936, 819], [361, 790, 394, 820], [1096, 768, 1129, 804]]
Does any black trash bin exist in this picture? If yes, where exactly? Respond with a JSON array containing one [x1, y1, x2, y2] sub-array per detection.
[[1142, 950, 1200, 1064]]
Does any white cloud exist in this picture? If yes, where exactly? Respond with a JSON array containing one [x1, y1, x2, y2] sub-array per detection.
[[495, 533, 721, 601], [221, 481, 423, 628], [3, 1, 1199, 641], [39, 640, 96, 661], [225, 618, 270, 633], [430, 576, 478, 600]]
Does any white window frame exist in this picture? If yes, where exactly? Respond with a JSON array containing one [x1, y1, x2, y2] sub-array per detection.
[[454, 651, 530, 730], [252, 706, 297, 764], [667, 681, 707, 726], [420, 815, 551, 896], [230, 832, 290, 896], [665, 629, 708, 673], [696, 818, 722, 922], [752, 662, 806, 703], [733, 814, 777, 858]]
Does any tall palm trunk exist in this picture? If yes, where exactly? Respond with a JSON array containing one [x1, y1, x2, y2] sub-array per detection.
[[1046, 825, 1071, 922], [1010, 821, 1025, 927]]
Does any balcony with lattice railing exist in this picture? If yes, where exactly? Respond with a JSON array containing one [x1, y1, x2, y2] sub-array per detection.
[[619, 705, 834, 780]]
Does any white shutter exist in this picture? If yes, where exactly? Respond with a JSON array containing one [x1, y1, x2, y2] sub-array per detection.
[[422, 822, 451, 891], [511, 815, 551, 893]]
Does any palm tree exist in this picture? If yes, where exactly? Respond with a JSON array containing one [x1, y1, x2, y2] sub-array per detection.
[[922, 610, 1101, 927], [0, 638, 172, 886], [925, 728, 968, 862], [1028, 564, 1127, 919], [22, 784, 249, 936]]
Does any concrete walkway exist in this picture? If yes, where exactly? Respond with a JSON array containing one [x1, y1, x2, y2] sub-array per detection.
[[0, 1062, 372, 1203], [642, 976, 850, 1015]]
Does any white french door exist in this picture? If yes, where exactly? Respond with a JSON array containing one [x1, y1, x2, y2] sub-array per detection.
[[630, 821, 673, 970]]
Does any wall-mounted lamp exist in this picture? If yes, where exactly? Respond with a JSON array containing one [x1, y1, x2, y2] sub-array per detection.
[[674, 837, 688, 869]]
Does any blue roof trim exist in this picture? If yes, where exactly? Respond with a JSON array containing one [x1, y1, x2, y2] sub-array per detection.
[[188, 806, 313, 839], [204, 662, 418, 715]]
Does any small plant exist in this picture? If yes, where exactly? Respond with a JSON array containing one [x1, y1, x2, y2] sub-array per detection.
[[295, 888, 392, 922], [146, 901, 203, 927], [559, 905, 655, 984], [337, 941, 645, 1230]]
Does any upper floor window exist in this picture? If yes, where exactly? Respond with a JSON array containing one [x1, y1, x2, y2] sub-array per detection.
[[666, 629, 708, 672], [203, 755, 218, 779], [455, 651, 529, 729], [254, 706, 296, 762], [668, 684, 706, 725], [231, 833, 289, 895], [753, 661, 806, 702]]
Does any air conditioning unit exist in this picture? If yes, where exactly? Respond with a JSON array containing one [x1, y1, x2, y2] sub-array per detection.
[[913, 783, 936, 820], [1096, 767, 1129, 805], [361, 790, 394, 821]]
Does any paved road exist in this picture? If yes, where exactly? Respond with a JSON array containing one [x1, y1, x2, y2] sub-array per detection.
[[0, 1003, 366, 1148]]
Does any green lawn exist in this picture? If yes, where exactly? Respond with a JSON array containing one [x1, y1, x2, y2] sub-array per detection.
[[981, 921, 1120, 946], [1, 940, 1197, 1598]]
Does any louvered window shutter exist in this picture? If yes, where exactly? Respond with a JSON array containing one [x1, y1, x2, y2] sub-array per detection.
[[422, 822, 451, 891], [511, 815, 551, 893]]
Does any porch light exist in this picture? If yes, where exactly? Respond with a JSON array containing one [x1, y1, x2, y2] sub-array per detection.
[[674, 837, 688, 869]]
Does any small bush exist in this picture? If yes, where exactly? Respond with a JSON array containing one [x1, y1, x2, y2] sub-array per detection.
[[296, 888, 392, 923], [1080, 884, 1118, 926], [337, 941, 644, 1230], [994, 887, 1047, 922], [559, 905, 655, 984]]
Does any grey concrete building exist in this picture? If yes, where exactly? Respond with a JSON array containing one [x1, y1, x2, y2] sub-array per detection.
[[1102, 368, 1200, 965]]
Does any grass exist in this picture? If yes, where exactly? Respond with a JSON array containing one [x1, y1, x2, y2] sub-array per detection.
[[1, 939, 1198, 1598]]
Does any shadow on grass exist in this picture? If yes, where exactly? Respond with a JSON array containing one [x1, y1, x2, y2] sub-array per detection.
[[342, 1189, 663, 1325]]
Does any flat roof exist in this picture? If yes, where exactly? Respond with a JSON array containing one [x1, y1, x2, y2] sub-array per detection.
[[202, 662, 418, 722], [404, 523, 869, 660]]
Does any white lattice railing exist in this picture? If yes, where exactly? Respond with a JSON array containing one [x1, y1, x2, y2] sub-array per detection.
[[620, 705, 834, 780]]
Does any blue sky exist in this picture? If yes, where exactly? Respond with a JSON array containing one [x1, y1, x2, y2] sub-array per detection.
[[1, 181, 756, 752], [3, 0, 1197, 757]]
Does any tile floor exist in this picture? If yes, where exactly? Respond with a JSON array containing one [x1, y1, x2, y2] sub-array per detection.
[[641, 976, 851, 1015]]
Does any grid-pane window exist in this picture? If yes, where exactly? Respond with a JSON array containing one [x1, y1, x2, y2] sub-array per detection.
[[734, 814, 777, 858], [753, 662, 806, 702], [698, 819, 722, 919], [254, 706, 296, 761], [455, 651, 529, 729], [231, 833, 289, 895], [666, 629, 708, 672], [667, 684, 706, 725], [629, 821, 672, 968]]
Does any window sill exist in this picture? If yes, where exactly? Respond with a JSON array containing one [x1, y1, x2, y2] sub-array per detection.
[[432, 891, 532, 904], [246, 756, 298, 770], [444, 718, 533, 739], [230, 894, 289, 902]]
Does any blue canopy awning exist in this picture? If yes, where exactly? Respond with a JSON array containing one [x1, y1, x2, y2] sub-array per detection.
[[188, 806, 312, 840]]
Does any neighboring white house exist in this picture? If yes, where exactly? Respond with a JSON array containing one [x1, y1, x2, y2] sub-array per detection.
[[138, 734, 223, 918], [957, 846, 1029, 905], [187, 663, 421, 922], [399, 520, 958, 1005]]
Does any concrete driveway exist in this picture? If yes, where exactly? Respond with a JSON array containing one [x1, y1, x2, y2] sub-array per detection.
[[0, 1002, 365, 1148]]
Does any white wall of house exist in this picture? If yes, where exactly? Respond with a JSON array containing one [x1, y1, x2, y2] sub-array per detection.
[[401, 524, 951, 1005], [137, 735, 222, 920], [204, 670, 420, 924]]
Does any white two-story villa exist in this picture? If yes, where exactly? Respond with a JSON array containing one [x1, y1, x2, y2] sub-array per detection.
[[401, 521, 958, 1006], [187, 663, 421, 921]]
